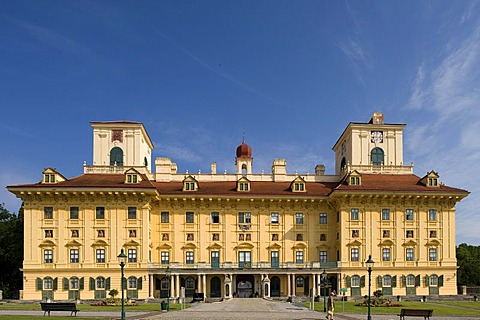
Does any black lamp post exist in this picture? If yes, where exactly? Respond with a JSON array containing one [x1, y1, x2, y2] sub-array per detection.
[[366, 255, 375, 320], [117, 249, 127, 320], [165, 266, 171, 311], [322, 269, 327, 312]]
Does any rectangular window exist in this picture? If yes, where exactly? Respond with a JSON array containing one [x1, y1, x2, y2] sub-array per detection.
[[44, 278, 53, 289], [211, 212, 220, 223], [382, 248, 391, 261], [271, 233, 279, 241], [44, 249, 53, 263], [405, 209, 414, 221], [45, 230, 53, 238], [296, 233, 303, 241], [239, 182, 249, 191], [44, 207, 53, 219], [429, 209, 437, 221], [186, 251, 194, 264], [406, 230, 414, 238], [186, 212, 194, 223], [212, 233, 219, 241], [211, 251, 220, 268], [96, 249, 105, 263], [245, 234, 251, 241], [70, 207, 79, 219], [238, 212, 251, 223], [128, 249, 137, 262], [429, 230, 437, 238], [319, 251, 327, 263], [161, 251, 169, 265], [187, 233, 194, 241], [352, 230, 359, 238], [71, 230, 79, 238], [383, 230, 390, 238], [129, 230, 136, 238], [351, 248, 359, 261], [270, 212, 279, 224], [238, 251, 251, 268], [271, 251, 279, 268], [70, 249, 79, 263], [162, 233, 169, 241], [295, 212, 304, 224], [295, 251, 304, 264], [294, 182, 305, 191], [429, 248, 437, 261], [406, 248, 414, 261], [382, 209, 390, 220], [128, 207, 137, 219], [96, 207, 105, 219], [320, 234, 326, 241], [351, 208, 359, 220], [161, 212, 169, 223], [97, 230, 105, 238], [319, 213, 327, 224]]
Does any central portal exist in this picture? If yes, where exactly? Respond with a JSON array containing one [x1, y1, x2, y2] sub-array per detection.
[[236, 274, 254, 298]]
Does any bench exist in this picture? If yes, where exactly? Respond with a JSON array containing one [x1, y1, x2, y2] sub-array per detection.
[[40, 302, 79, 317], [398, 308, 433, 320]]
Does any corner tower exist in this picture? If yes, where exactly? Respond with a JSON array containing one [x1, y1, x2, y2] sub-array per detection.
[[89, 121, 154, 173], [332, 112, 409, 175]]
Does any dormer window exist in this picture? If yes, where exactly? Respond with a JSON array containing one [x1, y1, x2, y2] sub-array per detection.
[[183, 176, 198, 191], [41, 168, 66, 184], [237, 177, 251, 192], [348, 171, 362, 186], [291, 176, 306, 192], [422, 170, 440, 188], [44, 174, 55, 183], [124, 169, 142, 184], [127, 174, 138, 183]]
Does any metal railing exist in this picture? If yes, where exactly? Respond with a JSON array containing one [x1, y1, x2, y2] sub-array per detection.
[[148, 261, 340, 270]]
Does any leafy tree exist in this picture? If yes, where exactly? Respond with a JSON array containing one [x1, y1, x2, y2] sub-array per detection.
[[0, 203, 24, 298], [457, 243, 480, 286]]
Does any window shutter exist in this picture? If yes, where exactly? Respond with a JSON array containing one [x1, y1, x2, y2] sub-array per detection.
[[377, 276, 383, 288], [360, 275, 365, 288], [346, 276, 351, 288], [137, 277, 142, 290], [106, 277, 111, 290], [53, 278, 58, 291], [425, 275, 430, 287], [89, 277, 95, 291], [392, 276, 397, 288], [36, 278, 43, 291], [415, 275, 420, 287], [401, 275, 406, 287], [439, 275, 444, 287], [63, 278, 69, 290], [80, 277, 84, 290]]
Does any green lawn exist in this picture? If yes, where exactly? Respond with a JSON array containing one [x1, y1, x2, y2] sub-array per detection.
[[306, 301, 480, 317]]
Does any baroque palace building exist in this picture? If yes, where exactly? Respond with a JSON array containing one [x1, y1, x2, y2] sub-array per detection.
[[8, 112, 468, 301]]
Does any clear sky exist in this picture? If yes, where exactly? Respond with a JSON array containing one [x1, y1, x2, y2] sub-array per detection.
[[1, 1, 479, 245]]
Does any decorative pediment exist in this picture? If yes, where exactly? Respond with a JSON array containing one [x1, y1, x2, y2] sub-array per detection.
[[379, 239, 394, 246], [291, 176, 306, 192], [39, 239, 56, 247], [91, 240, 109, 247], [124, 239, 140, 247], [124, 168, 143, 184], [421, 170, 440, 187], [403, 240, 418, 247], [181, 242, 197, 250], [292, 242, 307, 249], [65, 240, 82, 247], [235, 242, 254, 250], [347, 239, 363, 247], [426, 239, 441, 246], [267, 243, 282, 250], [183, 175, 198, 191], [41, 167, 67, 184], [207, 243, 222, 250], [156, 243, 172, 250]]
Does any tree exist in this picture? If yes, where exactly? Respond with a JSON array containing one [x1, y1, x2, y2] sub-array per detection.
[[0, 203, 24, 298], [457, 243, 480, 286]]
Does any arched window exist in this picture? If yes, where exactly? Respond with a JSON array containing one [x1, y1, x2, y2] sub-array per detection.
[[110, 147, 123, 166], [96, 277, 105, 289], [128, 276, 137, 289], [340, 157, 347, 171], [371, 147, 384, 165]]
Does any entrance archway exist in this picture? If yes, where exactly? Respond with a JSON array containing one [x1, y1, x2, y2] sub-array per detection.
[[210, 276, 221, 298], [236, 274, 254, 298], [271, 276, 280, 297]]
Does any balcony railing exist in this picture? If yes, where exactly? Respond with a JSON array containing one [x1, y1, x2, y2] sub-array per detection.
[[148, 261, 341, 270]]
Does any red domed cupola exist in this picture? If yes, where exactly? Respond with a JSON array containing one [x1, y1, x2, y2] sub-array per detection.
[[236, 137, 252, 158]]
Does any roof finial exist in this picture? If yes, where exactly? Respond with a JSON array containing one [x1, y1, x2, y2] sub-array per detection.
[[242, 132, 246, 144]]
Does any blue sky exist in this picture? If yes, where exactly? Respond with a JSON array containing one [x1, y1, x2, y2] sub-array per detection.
[[1, 1, 479, 244]]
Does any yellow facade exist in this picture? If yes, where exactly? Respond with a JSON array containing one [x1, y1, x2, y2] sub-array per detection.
[[8, 114, 468, 301]]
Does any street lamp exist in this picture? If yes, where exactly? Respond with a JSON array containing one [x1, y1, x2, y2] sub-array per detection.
[[366, 255, 375, 320], [117, 249, 127, 320], [165, 266, 171, 311], [322, 269, 327, 312]]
